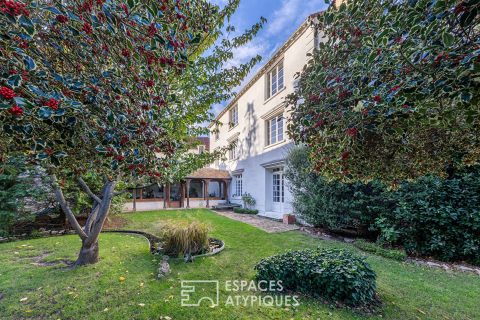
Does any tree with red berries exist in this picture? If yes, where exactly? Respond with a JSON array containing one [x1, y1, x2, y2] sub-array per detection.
[[0, 0, 264, 265], [287, 0, 479, 183]]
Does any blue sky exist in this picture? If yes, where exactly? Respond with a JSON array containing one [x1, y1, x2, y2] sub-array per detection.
[[210, 0, 329, 116]]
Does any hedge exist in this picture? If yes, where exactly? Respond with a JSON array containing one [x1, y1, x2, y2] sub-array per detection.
[[286, 146, 480, 264]]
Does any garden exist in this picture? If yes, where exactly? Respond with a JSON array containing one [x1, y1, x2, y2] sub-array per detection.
[[1, 0, 479, 319], [1, 209, 480, 319]]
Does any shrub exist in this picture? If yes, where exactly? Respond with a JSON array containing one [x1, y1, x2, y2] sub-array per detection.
[[285, 146, 391, 234], [353, 240, 406, 262], [157, 220, 210, 257], [233, 207, 258, 215], [241, 193, 256, 209], [0, 157, 49, 236], [376, 167, 480, 265], [286, 146, 480, 264], [254, 248, 377, 307]]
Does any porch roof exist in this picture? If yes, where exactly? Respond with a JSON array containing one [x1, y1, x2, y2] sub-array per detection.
[[186, 167, 231, 180]]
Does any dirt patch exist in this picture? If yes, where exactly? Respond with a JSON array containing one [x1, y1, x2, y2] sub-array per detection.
[[103, 216, 127, 229], [30, 251, 73, 267]]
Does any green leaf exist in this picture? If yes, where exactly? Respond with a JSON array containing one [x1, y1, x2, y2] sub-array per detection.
[[13, 97, 27, 106], [44, 7, 62, 15], [19, 15, 35, 35], [460, 92, 472, 102], [53, 151, 67, 158], [23, 55, 37, 71], [127, 0, 136, 9], [7, 74, 22, 88], [442, 32, 454, 47], [36, 152, 49, 160], [37, 107, 53, 119]]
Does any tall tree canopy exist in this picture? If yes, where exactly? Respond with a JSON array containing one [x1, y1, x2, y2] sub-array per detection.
[[0, 0, 263, 265], [287, 0, 479, 183]]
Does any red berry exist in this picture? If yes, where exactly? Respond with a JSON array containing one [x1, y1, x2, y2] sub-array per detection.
[[309, 95, 320, 103], [82, 22, 93, 34], [0, 0, 29, 17], [45, 98, 59, 110], [148, 23, 157, 37], [8, 105, 23, 116], [0, 86, 15, 100], [373, 95, 381, 103], [56, 15, 68, 23], [389, 85, 401, 93], [346, 127, 358, 138]]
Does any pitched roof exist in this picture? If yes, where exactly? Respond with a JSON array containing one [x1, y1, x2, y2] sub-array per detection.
[[186, 167, 231, 180], [196, 136, 210, 151]]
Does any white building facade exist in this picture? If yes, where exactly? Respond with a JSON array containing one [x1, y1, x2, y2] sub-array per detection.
[[209, 18, 319, 219]]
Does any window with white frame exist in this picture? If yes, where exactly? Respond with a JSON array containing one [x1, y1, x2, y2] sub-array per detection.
[[229, 139, 239, 160], [233, 174, 243, 197], [229, 105, 238, 128], [272, 168, 284, 203], [266, 60, 284, 99], [266, 114, 284, 146]]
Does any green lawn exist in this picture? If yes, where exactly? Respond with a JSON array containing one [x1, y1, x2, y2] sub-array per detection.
[[0, 209, 479, 320]]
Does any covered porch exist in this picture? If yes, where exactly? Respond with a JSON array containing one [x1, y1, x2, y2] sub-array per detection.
[[124, 168, 231, 212], [184, 167, 231, 209]]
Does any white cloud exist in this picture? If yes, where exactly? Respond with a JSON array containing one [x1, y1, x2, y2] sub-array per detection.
[[209, 0, 229, 6], [224, 40, 267, 69], [211, 103, 227, 115], [267, 0, 327, 36]]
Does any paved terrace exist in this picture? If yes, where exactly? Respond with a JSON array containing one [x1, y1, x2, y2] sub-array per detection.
[[212, 210, 299, 233]]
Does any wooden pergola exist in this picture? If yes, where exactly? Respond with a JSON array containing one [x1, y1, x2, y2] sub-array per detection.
[[129, 168, 231, 210], [184, 167, 232, 208]]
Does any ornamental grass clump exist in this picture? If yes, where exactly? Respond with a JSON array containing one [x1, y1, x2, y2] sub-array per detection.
[[157, 220, 210, 258], [255, 248, 377, 308]]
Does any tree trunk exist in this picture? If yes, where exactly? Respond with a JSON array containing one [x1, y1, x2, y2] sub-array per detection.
[[52, 175, 117, 267], [75, 240, 99, 266]]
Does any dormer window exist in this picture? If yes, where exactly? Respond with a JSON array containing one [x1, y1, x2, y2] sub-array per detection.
[[266, 60, 284, 100]]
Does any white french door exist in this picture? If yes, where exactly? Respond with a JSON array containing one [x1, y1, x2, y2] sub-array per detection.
[[272, 168, 284, 213]]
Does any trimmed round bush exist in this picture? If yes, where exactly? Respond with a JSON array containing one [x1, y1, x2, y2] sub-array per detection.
[[254, 248, 377, 307]]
